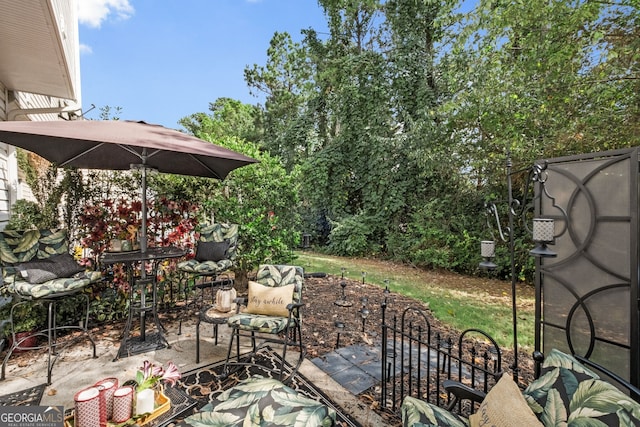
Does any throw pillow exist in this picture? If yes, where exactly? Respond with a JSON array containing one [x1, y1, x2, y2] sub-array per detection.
[[47, 253, 85, 278], [16, 260, 58, 284], [469, 374, 543, 427], [23, 269, 58, 284], [245, 281, 294, 317], [16, 260, 58, 285], [195, 240, 229, 262]]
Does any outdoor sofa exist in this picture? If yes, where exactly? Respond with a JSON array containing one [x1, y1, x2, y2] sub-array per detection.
[[402, 348, 640, 426]]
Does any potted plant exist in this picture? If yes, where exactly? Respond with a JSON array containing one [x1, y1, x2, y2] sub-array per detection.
[[3, 297, 44, 352]]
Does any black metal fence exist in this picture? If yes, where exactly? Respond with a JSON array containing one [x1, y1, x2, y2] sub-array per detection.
[[380, 305, 503, 417]]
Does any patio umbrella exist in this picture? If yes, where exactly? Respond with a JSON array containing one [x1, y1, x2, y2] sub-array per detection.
[[0, 119, 258, 251]]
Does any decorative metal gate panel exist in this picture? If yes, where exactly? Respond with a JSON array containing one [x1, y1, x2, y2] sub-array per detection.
[[536, 147, 639, 386]]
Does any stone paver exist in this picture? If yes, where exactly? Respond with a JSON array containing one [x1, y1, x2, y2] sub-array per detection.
[[312, 344, 382, 395]]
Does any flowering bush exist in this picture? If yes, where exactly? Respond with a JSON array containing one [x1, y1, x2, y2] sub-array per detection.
[[135, 360, 181, 392], [76, 196, 198, 291]]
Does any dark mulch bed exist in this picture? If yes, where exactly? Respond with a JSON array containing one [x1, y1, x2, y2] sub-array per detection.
[[301, 274, 535, 426]]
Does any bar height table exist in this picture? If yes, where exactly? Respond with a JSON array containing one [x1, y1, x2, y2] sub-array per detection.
[[101, 246, 186, 361]]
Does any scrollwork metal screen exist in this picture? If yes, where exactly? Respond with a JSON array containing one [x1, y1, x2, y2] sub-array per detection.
[[536, 147, 639, 387]]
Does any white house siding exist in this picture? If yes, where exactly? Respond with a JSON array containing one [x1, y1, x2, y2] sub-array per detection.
[[0, 80, 13, 229], [0, 80, 6, 119], [0, 0, 80, 230]]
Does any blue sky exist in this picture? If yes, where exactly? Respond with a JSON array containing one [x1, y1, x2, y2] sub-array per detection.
[[78, 1, 328, 130]]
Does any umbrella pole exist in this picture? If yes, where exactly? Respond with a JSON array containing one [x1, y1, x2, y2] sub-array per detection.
[[141, 166, 148, 253], [139, 166, 148, 340]]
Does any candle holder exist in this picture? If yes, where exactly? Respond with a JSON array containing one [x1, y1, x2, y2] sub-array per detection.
[[359, 297, 370, 333], [382, 280, 395, 307], [334, 269, 353, 307], [529, 218, 557, 257], [335, 320, 345, 348]]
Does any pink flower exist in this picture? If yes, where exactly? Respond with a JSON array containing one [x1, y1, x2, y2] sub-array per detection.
[[135, 361, 181, 391], [160, 362, 181, 387]]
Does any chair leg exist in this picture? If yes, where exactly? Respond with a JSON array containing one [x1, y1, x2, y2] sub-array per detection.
[[177, 273, 189, 335], [236, 328, 240, 360], [280, 339, 289, 382], [82, 293, 97, 359], [46, 300, 54, 385], [196, 316, 201, 364], [2, 291, 96, 384], [222, 326, 237, 376]]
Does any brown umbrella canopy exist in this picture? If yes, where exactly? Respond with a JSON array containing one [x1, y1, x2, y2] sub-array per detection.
[[0, 119, 258, 251], [0, 120, 257, 179]]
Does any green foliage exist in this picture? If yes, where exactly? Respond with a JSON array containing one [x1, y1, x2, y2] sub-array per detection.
[[178, 103, 302, 279], [327, 214, 379, 257], [207, 136, 301, 275], [385, 197, 483, 274], [244, 32, 315, 171], [0, 299, 46, 334], [5, 200, 47, 231], [15, 151, 64, 229], [179, 98, 263, 144], [240, 0, 640, 281]]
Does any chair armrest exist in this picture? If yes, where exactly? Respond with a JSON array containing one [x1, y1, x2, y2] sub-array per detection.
[[286, 302, 304, 310], [443, 379, 486, 410]]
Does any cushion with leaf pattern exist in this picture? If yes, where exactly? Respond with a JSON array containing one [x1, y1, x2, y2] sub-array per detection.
[[401, 396, 469, 427], [181, 376, 336, 427], [1, 229, 101, 297], [0, 228, 69, 265], [522, 349, 640, 426]]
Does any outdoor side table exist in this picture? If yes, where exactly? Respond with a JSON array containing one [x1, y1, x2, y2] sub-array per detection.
[[101, 246, 187, 361], [196, 304, 235, 363]]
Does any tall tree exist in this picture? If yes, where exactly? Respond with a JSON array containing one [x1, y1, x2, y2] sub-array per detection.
[[244, 32, 316, 170]]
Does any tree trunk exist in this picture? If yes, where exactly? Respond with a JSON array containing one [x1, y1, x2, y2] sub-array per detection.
[[234, 269, 249, 294]]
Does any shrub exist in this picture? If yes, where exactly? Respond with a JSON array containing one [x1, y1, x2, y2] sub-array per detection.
[[327, 214, 379, 257]]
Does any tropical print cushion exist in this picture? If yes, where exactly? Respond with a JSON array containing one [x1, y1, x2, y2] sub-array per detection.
[[523, 349, 640, 426], [177, 258, 233, 274], [181, 376, 336, 427], [0, 228, 69, 264], [227, 313, 295, 334], [7, 271, 102, 298], [255, 264, 304, 304], [0, 229, 102, 298], [198, 223, 239, 260], [178, 223, 238, 274], [401, 396, 469, 427], [227, 265, 304, 333]]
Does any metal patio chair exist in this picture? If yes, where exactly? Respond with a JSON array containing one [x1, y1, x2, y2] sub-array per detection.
[[223, 264, 305, 383]]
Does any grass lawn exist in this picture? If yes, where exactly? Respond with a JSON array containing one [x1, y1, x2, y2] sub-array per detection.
[[295, 251, 536, 352]]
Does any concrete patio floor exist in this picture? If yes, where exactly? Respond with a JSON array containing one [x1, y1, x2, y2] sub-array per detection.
[[0, 315, 385, 426]]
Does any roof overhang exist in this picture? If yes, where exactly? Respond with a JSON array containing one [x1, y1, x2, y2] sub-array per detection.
[[0, 0, 77, 100]]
